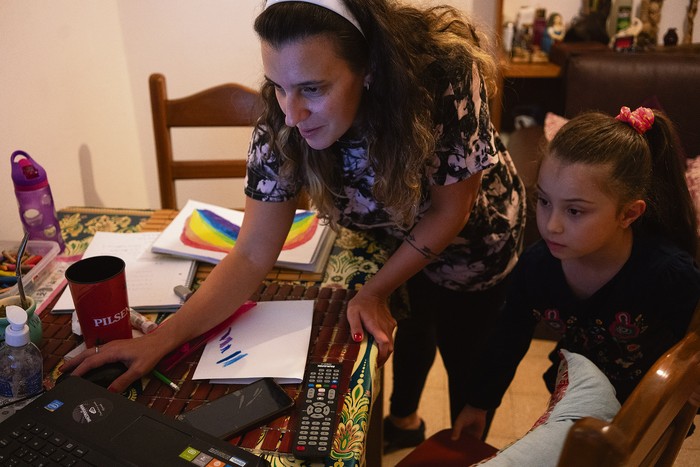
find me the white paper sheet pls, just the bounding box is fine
[192,300,314,384]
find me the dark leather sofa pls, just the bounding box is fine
[506,44,700,248]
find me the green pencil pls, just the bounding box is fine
[152,369,180,392]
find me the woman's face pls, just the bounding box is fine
[261,34,367,150]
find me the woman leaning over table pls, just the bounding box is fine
[62,0,526,448]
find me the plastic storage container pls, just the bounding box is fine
[0,239,60,300]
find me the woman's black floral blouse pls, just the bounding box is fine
[246,62,526,292]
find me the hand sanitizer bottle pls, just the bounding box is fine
[0,306,44,408]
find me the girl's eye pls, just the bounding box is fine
[567,208,583,216]
[537,196,550,207]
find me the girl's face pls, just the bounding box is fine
[261,35,367,150]
[536,155,637,262]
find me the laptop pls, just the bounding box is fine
[0,376,270,467]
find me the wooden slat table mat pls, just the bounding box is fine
[143,209,324,284]
[40,284,360,461]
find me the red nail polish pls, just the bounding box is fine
[353,332,363,342]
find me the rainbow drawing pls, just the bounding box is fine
[180,208,318,253]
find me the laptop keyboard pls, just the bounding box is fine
[0,419,100,467]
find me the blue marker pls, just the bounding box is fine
[223,353,247,367]
[216,350,248,367]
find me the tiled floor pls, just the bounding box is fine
[381,338,700,466]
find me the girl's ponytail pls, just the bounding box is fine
[641,112,697,257]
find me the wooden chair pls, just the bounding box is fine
[148,73,264,209]
[557,303,700,467]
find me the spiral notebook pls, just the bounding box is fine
[51,231,196,313]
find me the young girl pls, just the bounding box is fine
[453,106,700,439]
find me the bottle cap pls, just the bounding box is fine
[5,305,30,347]
[11,150,49,191]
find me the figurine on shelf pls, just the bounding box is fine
[638,0,664,49]
[663,27,679,46]
[684,0,697,44]
[609,16,643,51]
[541,12,565,53]
[511,24,533,63]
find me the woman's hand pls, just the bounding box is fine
[452,404,487,440]
[346,289,397,367]
[59,333,167,393]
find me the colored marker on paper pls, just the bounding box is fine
[216,350,248,367]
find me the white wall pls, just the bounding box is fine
[1,1,143,239]
[0,0,691,241]
[1,0,265,240]
[0,0,495,240]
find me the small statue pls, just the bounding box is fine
[541,13,565,53]
[663,27,679,46]
[642,0,663,39]
[609,16,643,50]
[638,0,664,48]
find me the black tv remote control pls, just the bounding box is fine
[293,361,343,459]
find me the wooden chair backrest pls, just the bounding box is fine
[148,73,264,209]
[557,301,700,467]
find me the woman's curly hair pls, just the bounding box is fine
[254,0,497,229]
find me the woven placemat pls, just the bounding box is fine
[40,284,359,461]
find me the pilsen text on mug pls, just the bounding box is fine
[93,308,129,327]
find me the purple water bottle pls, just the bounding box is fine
[10,150,65,252]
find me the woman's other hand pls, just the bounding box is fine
[346,289,397,367]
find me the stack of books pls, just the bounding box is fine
[151,199,336,273]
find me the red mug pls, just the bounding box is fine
[65,255,132,348]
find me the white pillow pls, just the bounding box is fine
[473,350,621,467]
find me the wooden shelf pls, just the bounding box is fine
[491,1,564,130]
[501,58,562,79]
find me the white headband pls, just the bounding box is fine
[264,0,364,37]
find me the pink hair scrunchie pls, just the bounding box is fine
[615,106,655,134]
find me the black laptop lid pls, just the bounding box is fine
[1,376,269,467]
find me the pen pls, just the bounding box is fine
[151,369,180,392]
[174,285,194,302]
